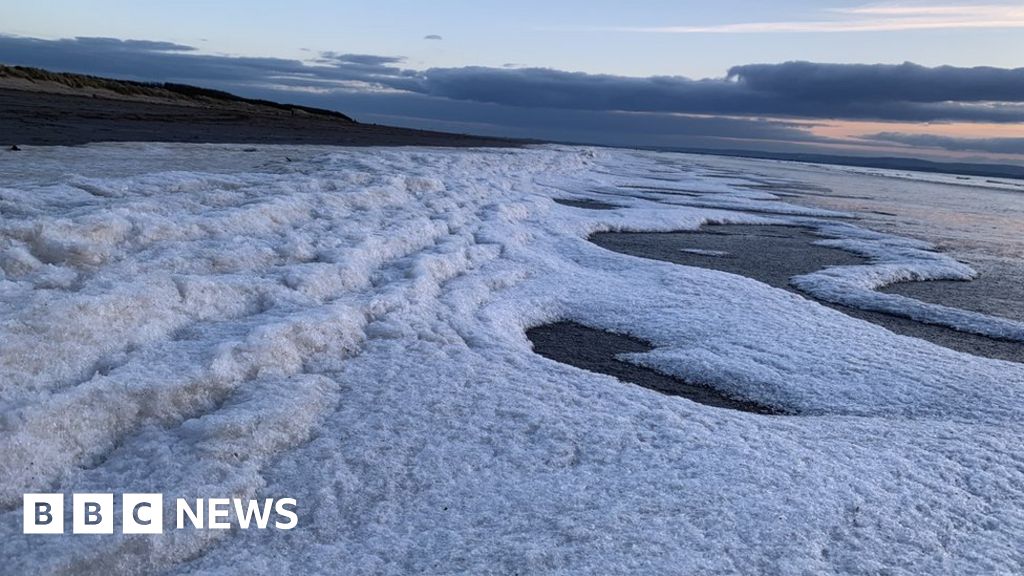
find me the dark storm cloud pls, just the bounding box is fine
[2,35,1023,125]
[864,132,1024,155]
[401,65,1024,122]
[727,61,1024,104]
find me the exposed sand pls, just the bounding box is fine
[552,198,621,210]
[527,321,780,414]
[881,260,1024,324]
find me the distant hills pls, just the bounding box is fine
[0,64,354,121]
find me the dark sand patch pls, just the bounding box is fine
[593,225,866,287]
[591,225,1024,363]
[636,175,689,183]
[588,188,850,218]
[739,182,833,194]
[619,185,704,196]
[602,185,853,218]
[553,198,620,210]
[651,202,853,219]
[739,185,874,202]
[527,321,781,414]
[583,189,665,203]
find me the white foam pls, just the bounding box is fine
[0,144,1021,575]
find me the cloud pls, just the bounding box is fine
[864,132,1024,154]
[571,3,1024,34]
[403,62,1024,123]
[0,35,310,83]
[424,34,443,40]
[62,37,196,52]
[727,61,1024,103]
[316,53,405,66]
[833,4,1014,16]
[2,35,1022,124]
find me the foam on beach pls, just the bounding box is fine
[1,143,1022,574]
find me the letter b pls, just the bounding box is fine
[23,494,64,534]
[73,494,113,534]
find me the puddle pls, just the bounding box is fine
[527,321,782,414]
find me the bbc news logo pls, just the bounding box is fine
[23,493,298,534]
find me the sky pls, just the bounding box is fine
[2,0,1024,162]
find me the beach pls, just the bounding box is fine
[2,142,1023,574]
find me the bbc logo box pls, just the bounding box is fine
[22,494,64,534]
[24,493,162,535]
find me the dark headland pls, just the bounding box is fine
[0,65,519,147]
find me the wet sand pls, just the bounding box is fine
[592,225,867,287]
[553,198,620,210]
[527,321,780,414]
[590,224,1024,364]
[0,88,518,148]
[881,260,1024,324]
